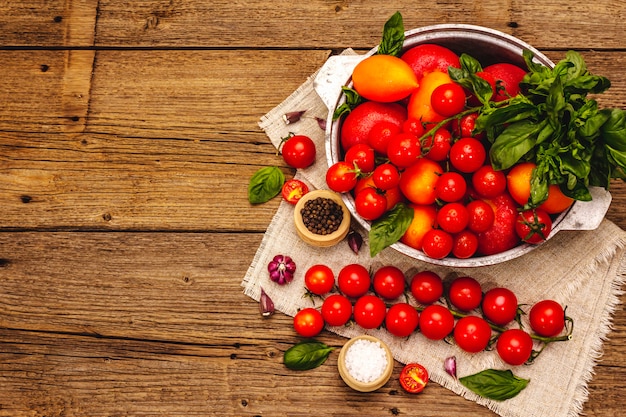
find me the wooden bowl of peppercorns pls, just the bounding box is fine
[294,189,351,247]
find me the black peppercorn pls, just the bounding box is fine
[301,197,343,235]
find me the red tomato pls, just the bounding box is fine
[483,63,527,102]
[436,202,469,234]
[402,117,426,137]
[340,101,407,152]
[304,264,335,296]
[399,363,429,394]
[337,264,371,298]
[423,127,453,161]
[401,43,460,80]
[496,329,533,366]
[482,287,519,326]
[529,300,565,337]
[472,165,507,198]
[476,193,521,256]
[354,187,387,221]
[419,304,454,340]
[448,276,482,311]
[281,135,316,169]
[452,230,479,259]
[281,179,309,205]
[353,295,387,329]
[293,308,324,337]
[354,175,403,211]
[453,316,492,353]
[372,265,406,300]
[344,143,376,174]
[515,208,553,244]
[449,137,486,173]
[410,270,444,305]
[385,302,419,337]
[466,199,495,233]
[387,132,422,168]
[326,161,357,193]
[321,294,353,327]
[368,120,401,155]
[430,82,467,117]
[399,158,444,205]
[421,229,454,259]
[435,171,467,203]
[372,163,401,190]
[451,112,484,139]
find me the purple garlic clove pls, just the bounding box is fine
[444,356,457,379]
[347,229,363,254]
[267,254,296,285]
[259,287,275,317]
[282,110,306,125]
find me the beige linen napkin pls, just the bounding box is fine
[242,52,626,417]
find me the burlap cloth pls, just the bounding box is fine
[242,51,626,417]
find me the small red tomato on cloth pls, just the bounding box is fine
[399,363,429,394]
[281,179,309,205]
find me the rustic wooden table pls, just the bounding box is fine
[0,1,624,416]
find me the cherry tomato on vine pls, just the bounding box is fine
[293,308,324,337]
[453,315,492,353]
[529,300,565,337]
[430,82,467,117]
[472,165,507,198]
[344,143,376,174]
[372,265,406,300]
[496,329,533,366]
[452,230,479,259]
[419,304,454,340]
[304,264,335,296]
[373,163,401,190]
[482,287,518,326]
[337,263,371,298]
[449,137,486,173]
[402,117,426,138]
[321,294,353,327]
[353,295,387,329]
[387,132,422,168]
[421,229,454,259]
[281,179,309,205]
[355,187,387,221]
[410,270,444,305]
[368,120,401,156]
[385,302,419,337]
[466,199,495,233]
[451,112,484,139]
[448,276,482,311]
[435,171,467,203]
[436,202,470,234]
[281,134,316,169]
[423,128,453,162]
[515,208,553,244]
[326,161,358,193]
[399,363,429,394]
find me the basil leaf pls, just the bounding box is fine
[378,11,404,56]
[283,341,335,371]
[489,120,547,170]
[369,203,414,257]
[248,166,285,204]
[333,87,363,120]
[459,369,530,401]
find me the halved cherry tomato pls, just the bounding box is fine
[281,179,309,205]
[399,363,429,394]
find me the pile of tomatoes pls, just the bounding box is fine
[325,43,574,259]
[293,263,570,366]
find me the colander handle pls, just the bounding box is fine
[557,187,612,231]
[313,54,366,110]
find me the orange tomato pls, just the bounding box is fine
[407,70,452,125]
[400,204,437,250]
[399,158,444,205]
[506,162,574,214]
[352,54,419,103]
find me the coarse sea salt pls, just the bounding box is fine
[344,339,388,383]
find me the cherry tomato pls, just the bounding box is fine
[453,316,492,353]
[402,117,426,138]
[281,179,309,205]
[281,134,316,169]
[421,229,453,259]
[466,199,495,233]
[423,128,453,161]
[354,175,403,211]
[337,264,371,298]
[373,163,401,190]
[436,202,469,234]
[435,171,467,203]
[385,302,419,337]
[496,329,533,366]
[321,294,353,327]
[482,287,518,326]
[448,276,482,311]
[293,308,324,337]
[353,294,387,329]
[419,304,454,340]
[449,137,486,173]
[451,112,484,139]
[515,208,553,244]
[367,120,401,156]
[387,132,422,168]
[344,143,376,174]
[430,82,466,117]
[354,187,387,221]
[399,363,429,394]
[304,264,335,296]
[529,300,565,337]
[326,161,357,193]
[372,265,406,300]
[472,165,507,198]
[452,230,479,259]
[410,270,443,305]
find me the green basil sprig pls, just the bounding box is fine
[369,203,414,257]
[248,166,285,204]
[459,369,529,401]
[378,11,405,57]
[283,341,335,371]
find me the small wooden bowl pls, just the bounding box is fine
[293,189,350,247]
[337,335,394,392]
